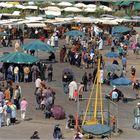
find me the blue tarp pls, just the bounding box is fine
[111,77,132,86]
[82,124,112,135]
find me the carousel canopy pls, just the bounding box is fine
[82,124,112,135]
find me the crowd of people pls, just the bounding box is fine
[1,18,140,139]
[0,63,53,83]
[0,82,28,127]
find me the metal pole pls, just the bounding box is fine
[107,98,110,126]
[76,94,80,129]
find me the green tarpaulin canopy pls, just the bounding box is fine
[0,52,39,64]
[114,1,123,6]
[119,0,133,6]
[134,2,140,10]
[64,30,85,37]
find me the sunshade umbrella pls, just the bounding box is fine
[64,30,85,37]
[82,124,112,135]
[112,26,132,33]
[110,77,132,86]
[22,40,56,52]
[105,52,119,58]
[105,64,123,72]
[112,33,123,37]
[0,52,39,64]
[0,32,9,36]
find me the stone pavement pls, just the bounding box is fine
[0,39,140,139]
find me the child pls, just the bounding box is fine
[74,90,78,102]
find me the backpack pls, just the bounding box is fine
[7,105,12,113]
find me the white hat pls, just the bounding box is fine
[113,86,116,89]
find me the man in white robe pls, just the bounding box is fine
[68,80,77,100]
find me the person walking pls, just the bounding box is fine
[10,102,16,125]
[47,64,53,82]
[13,85,21,110]
[82,72,88,92]
[4,87,11,101]
[20,98,28,121]
[0,88,4,105]
[31,64,40,82]
[0,103,3,127]
[68,80,77,100]
[88,73,93,91]
[133,103,140,130]
[35,76,41,94]
[14,66,19,83]
[23,66,30,82]
[62,72,69,94]
[121,56,127,70]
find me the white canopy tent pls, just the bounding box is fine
[86,4,96,8]
[99,5,113,12]
[74,3,87,8]
[57,2,72,7]
[26,23,46,28]
[45,10,61,16]
[63,7,82,12]
[43,6,61,11]
[24,5,38,10]
[0,2,13,8]
[84,8,96,12]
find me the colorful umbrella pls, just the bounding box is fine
[105,64,123,72]
[110,77,132,86]
[22,40,56,52]
[105,52,119,58]
[0,52,39,64]
[64,30,85,37]
[0,32,9,36]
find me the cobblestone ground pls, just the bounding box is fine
[0,39,140,139]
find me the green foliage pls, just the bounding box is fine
[0,7,18,14]
[94,8,106,17]
[112,9,126,17]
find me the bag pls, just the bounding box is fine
[51,105,65,120]
[7,105,12,113]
